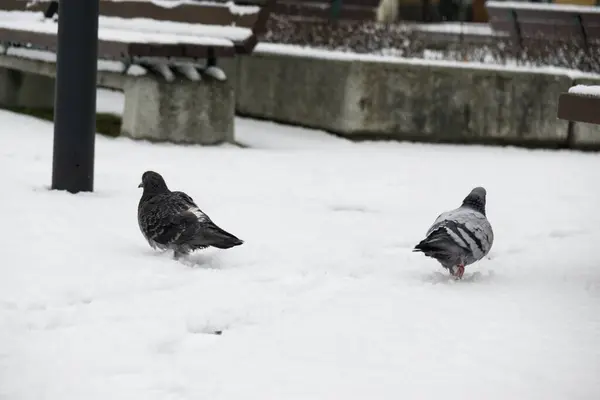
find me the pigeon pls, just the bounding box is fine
[413,187,493,279]
[137,171,243,258]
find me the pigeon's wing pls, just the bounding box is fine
[169,192,243,248]
[172,191,195,207]
[171,191,212,223]
[140,191,242,249]
[429,208,493,261]
[416,206,493,266]
[138,193,204,245]
[451,208,493,258]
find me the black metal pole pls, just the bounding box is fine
[51,0,99,193]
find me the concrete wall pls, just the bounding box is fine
[236,51,600,149]
[1,50,599,149]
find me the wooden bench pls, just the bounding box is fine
[0,0,276,67]
[557,86,600,125]
[485,1,600,53]
[239,0,383,22]
[0,0,277,145]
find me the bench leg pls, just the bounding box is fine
[121,75,234,145]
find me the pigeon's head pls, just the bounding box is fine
[138,171,169,194]
[462,186,487,215]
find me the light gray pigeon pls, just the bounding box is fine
[137,171,243,259]
[413,187,493,279]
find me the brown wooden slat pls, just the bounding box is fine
[183,44,236,58]
[581,13,600,26]
[0,0,260,28]
[0,27,236,61]
[0,27,56,49]
[277,0,379,6]
[515,8,580,22]
[557,93,600,125]
[98,1,258,29]
[582,14,600,41]
[518,22,582,38]
[584,26,600,41]
[128,43,185,58]
[273,3,375,20]
[0,0,47,12]
[252,0,277,35]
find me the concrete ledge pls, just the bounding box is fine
[237,51,574,148]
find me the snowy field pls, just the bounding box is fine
[1,90,600,399]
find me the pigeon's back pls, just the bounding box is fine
[425,205,493,266]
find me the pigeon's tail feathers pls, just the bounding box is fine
[413,226,461,262]
[197,223,244,249]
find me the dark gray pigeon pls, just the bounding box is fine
[137,171,243,258]
[413,187,493,279]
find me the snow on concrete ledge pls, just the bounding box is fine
[412,22,496,36]
[486,1,600,13]
[254,43,600,80]
[568,84,600,97]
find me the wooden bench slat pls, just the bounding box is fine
[1,0,261,28]
[0,13,240,46]
[0,26,236,61]
[519,23,583,38]
[581,13,600,26]
[515,9,581,21]
[557,93,600,125]
[98,1,259,29]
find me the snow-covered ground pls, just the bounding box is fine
[1,90,600,399]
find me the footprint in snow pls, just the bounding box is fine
[423,270,494,285]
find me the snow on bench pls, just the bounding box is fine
[568,84,600,97]
[0,0,276,80]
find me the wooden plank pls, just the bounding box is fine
[0,27,237,61]
[557,93,600,125]
[98,1,259,29]
[269,0,377,21]
[0,0,260,29]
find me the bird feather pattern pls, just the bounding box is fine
[414,187,493,275]
[137,171,243,258]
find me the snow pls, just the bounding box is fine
[568,84,600,97]
[1,89,600,399]
[0,15,236,47]
[175,64,202,81]
[204,65,227,81]
[254,42,600,80]
[486,1,600,13]
[413,22,496,36]
[97,16,251,43]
